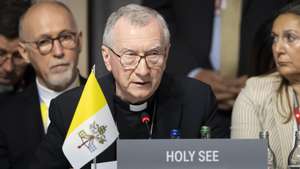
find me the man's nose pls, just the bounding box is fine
[52,40,64,58]
[134,58,150,76]
[2,57,14,73]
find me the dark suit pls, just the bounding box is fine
[0,76,85,169]
[30,73,225,169]
[142,0,289,76]
[0,83,45,169]
[0,92,10,102]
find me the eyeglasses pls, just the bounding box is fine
[21,31,79,55]
[105,45,166,70]
[0,49,25,65]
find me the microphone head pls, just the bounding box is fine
[140,112,150,124]
[294,107,300,124]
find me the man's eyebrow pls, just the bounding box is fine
[146,46,163,52]
[34,29,75,40]
[119,46,163,53]
[34,34,51,41]
[119,48,136,53]
[59,30,76,35]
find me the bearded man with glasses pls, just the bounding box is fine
[0,2,86,169]
[30,4,227,169]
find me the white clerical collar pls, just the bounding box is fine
[129,102,148,112]
[36,75,80,107]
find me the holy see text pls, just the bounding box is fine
[166,150,220,163]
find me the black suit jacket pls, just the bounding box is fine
[0,83,45,169]
[0,76,85,169]
[143,0,288,76]
[30,73,226,169]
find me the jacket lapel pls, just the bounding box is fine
[153,74,182,138]
[97,74,116,116]
[272,86,294,166]
[22,83,45,140]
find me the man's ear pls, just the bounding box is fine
[165,43,171,61]
[77,31,83,53]
[101,45,112,72]
[161,43,171,72]
[18,42,30,63]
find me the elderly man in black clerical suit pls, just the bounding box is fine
[30,4,226,169]
[0,1,85,169]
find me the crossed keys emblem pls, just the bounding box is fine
[77,121,107,152]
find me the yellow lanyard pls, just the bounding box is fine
[40,101,48,132]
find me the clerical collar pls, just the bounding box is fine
[36,75,80,107]
[113,95,152,112]
[129,102,148,112]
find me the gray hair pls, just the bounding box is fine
[102,4,170,47]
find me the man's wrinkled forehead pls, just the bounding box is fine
[111,17,164,47]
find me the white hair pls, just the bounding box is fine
[102,4,170,47]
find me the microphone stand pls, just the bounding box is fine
[145,121,151,139]
[140,112,151,139]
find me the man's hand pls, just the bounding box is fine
[195,69,247,110]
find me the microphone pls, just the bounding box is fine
[140,112,151,137]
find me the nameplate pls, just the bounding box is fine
[117,139,267,169]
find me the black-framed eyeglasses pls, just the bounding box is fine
[21,31,79,55]
[0,49,25,65]
[105,45,166,70]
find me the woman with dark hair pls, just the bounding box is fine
[231,1,300,168]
